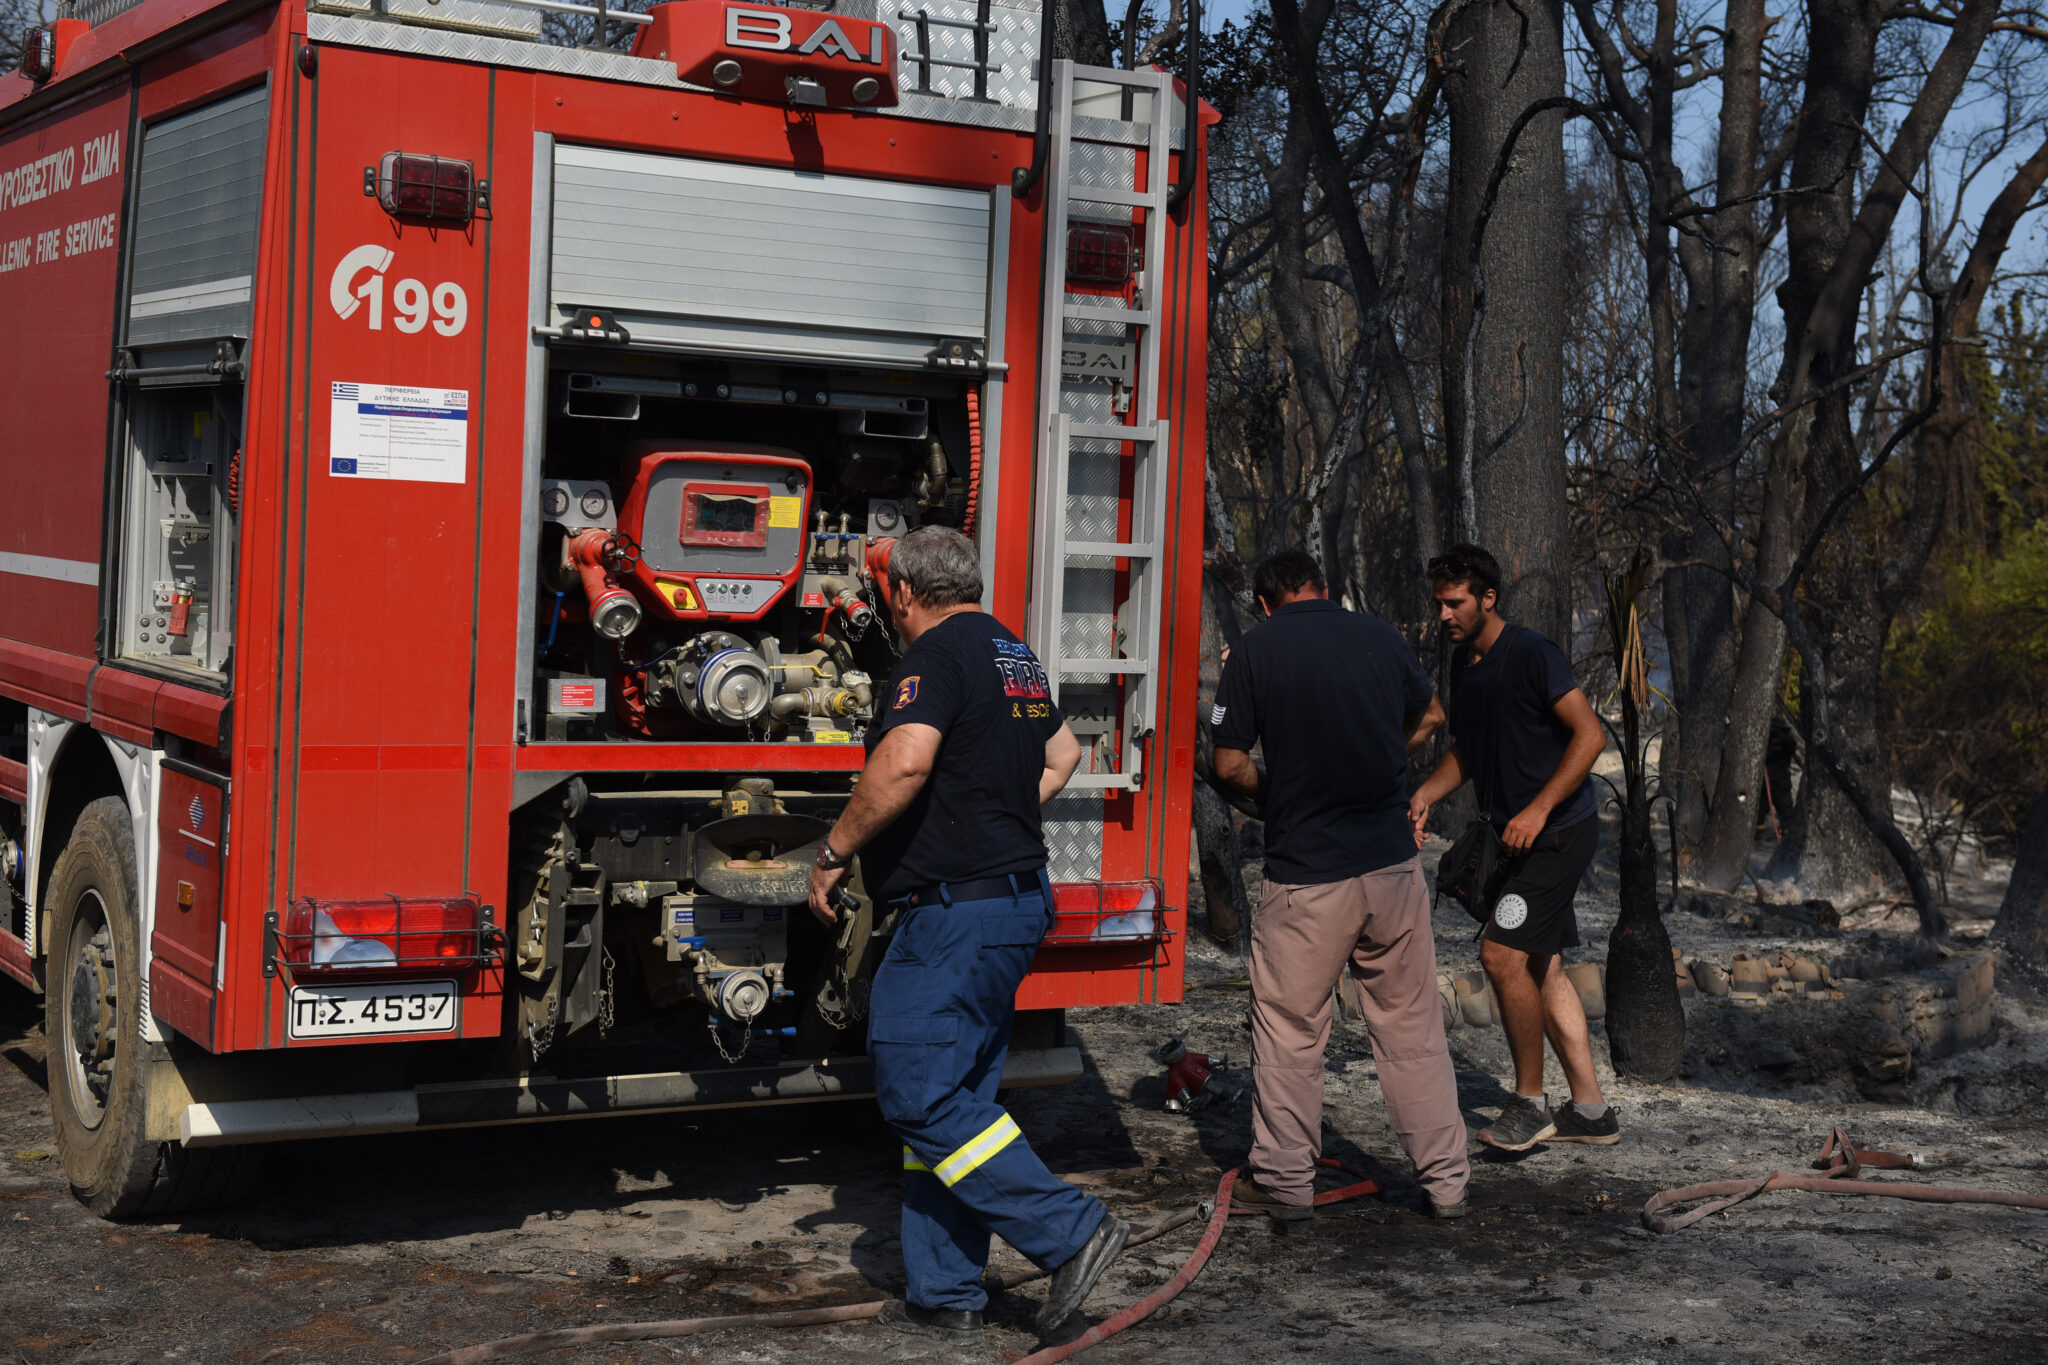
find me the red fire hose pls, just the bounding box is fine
[418,1160,1381,1364]
[1643,1126,2048,1233]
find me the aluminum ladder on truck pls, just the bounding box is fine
[1026,59,1178,793]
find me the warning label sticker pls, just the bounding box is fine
[327,382,469,483]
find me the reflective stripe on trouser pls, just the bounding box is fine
[869,876,1104,1313]
[1248,858,1471,1207]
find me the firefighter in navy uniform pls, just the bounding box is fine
[808,526,1128,1345]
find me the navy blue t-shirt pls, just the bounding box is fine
[1447,624,1596,833]
[861,612,1063,899]
[1210,600,1435,885]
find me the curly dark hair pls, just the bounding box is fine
[1425,543,1502,599]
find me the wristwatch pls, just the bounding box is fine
[815,839,852,871]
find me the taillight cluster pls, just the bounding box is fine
[280,896,490,976]
[1045,880,1167,944]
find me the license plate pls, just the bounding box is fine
[287,980,458,1040]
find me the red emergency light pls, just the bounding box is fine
[279,896,497,977]
[365,152,489,225]
[633,1,899,109]
[1067,226,1135,285]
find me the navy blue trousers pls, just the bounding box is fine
[868,874,1104,1312]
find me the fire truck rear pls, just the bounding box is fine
[0,0,1209,1215]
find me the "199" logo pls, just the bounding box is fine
[329,244,468,335]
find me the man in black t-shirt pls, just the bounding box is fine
[1410,543,1617,1152]
[805,527,1126,1346]
[1210,551,1471,1220]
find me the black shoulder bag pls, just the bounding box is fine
[1433,628,1521,924]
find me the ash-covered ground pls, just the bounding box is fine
[4,826,2047,1365]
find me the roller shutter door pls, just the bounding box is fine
[549,144,992,367]
[125,85,268,350]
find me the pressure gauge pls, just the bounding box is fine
[580,488,610,519]
[541,485,570,518]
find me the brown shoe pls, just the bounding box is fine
[1230,1178,1314,1222]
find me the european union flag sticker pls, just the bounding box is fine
[330,457,358,475]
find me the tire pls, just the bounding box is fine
[45,796,265,1218]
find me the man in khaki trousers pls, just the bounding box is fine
[1211,551,1471,1219]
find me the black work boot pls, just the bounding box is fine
[878,1298,985,1346]
[1033,1213,1130,1336]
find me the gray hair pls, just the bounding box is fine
[888,525,983,609]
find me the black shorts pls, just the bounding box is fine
[1481,816,1598,957]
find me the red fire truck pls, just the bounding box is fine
[0,0,1210,1216]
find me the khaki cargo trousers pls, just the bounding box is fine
[1248,857,1470,1208]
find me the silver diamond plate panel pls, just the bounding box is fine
[885,93,1038,132]
[1067,132,1137,223]
[308,13,693,84]
[384,0,541,40]
[1074,112,1184,150]
[1058,379,1120,682]
[65,0,148,26]
[1042,794,1104,881]
[879,0,1041,108]
[307,0,374,15]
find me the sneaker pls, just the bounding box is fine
[1034,1213,1130,1336]
[1476,1094,1557,1152]
[1230,1178,1315,1222]
[878,1298,985,1346]
[1551,1102,1622,1145]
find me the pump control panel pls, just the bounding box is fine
[616,443,811,624]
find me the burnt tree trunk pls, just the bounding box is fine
[1756,0,1999,906]
[1194,571,1255,945]
[1667,0,1765,857]
[1439,0,1570,645]
[1689,445,1794,891]
[1991,788,2048,970]
[1603,580,1685,1082]
[1057,0,1114,65]
[1606,787,1684,1080]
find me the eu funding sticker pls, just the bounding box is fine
[327,382,469,484]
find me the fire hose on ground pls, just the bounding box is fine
[1642,1126,2048,1233]
[417,1160,1382,1364]
[418,1126,2048,1361]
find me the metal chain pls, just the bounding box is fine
[528,991,558,1059]
[597,946,616,1036]
[708,1014,752,1064]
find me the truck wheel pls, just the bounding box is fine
[45,796,263,1218]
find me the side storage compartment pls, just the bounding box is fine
[149,762,226,1049]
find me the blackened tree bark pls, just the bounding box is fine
[1198,472,1257,944]
[1765,0,2002,901]
[1439,0,1570,646]
[1667,0,1765,855]
[1058,0,1114,65]
[1690,450,1795,889]
[1571,0,1772,857]
[1991,788,2048,969]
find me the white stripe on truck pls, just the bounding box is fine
[0,552,99,586]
